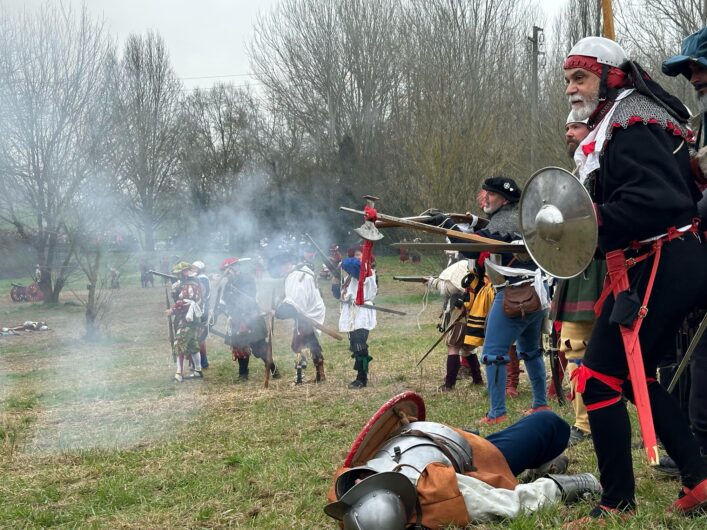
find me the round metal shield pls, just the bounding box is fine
[344,391,426,468]
[519,167,598,279]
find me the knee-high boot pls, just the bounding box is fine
[506,346,520,398]
[315,358,326,383]
[237,357,249,381]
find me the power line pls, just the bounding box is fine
[179,80,266,92]
[179,73,256,80]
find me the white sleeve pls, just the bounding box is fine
[456,474,560,522]
[365,274,377,301]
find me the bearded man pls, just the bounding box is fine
[563,36,707,521]
[450,177,549,426]
[564,111,589,158]
[658,25,707,478]
[549,111,604,448]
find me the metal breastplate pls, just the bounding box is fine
[364,421,474,485]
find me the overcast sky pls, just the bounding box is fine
[0,0,567,91]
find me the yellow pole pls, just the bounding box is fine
[602,0,615,40]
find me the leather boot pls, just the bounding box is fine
[237,357,249,381]
[269,362,281,379]
[506,346,520,398]
[547,473,602,503]
[349,370,367,389]
[315,360,326,383]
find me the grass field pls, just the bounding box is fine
[1,256,705,529]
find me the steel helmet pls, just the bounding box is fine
[192,260,205,271]
[566,110,589,125]
[566,36,627,68]
[324,471,417,530]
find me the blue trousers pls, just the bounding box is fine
[486,410,570,476]
[481,288,547,418]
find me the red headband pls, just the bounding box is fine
[563,55,627,88]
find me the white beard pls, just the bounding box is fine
[569,94,599,121]
[699,93,707,114]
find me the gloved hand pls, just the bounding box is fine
[429,214,449,226]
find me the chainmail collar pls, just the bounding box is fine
[575,89,692,184]
[604,90,693,143]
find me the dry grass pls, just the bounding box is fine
[0,256,705,529]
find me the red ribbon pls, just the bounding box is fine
[356,205,377,305]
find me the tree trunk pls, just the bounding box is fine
[143,215,155,252]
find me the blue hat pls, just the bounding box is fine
[662,27,707,79]
[341,257,362,278]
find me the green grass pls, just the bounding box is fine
[0,256,704,529]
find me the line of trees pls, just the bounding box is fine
[0,0,702,311]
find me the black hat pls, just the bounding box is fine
[482,177,521,203]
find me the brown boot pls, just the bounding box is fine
[315,360,326,383]
[506,346,520,398]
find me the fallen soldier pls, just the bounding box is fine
[1,321,49,332]
[325,391,600,529]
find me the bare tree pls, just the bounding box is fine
[0,4,114,303]
[63,165,127,340]
[250,0,403,203]
[110,32,183,251]
[390,0,541,210]
[179,84,258,248]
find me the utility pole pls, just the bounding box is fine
[528,25,544,172]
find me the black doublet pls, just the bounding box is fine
[593,122,699,251]
[580,101,707,510]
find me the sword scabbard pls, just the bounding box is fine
[606,249,660,465]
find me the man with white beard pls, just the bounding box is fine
[562,37,707,523]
